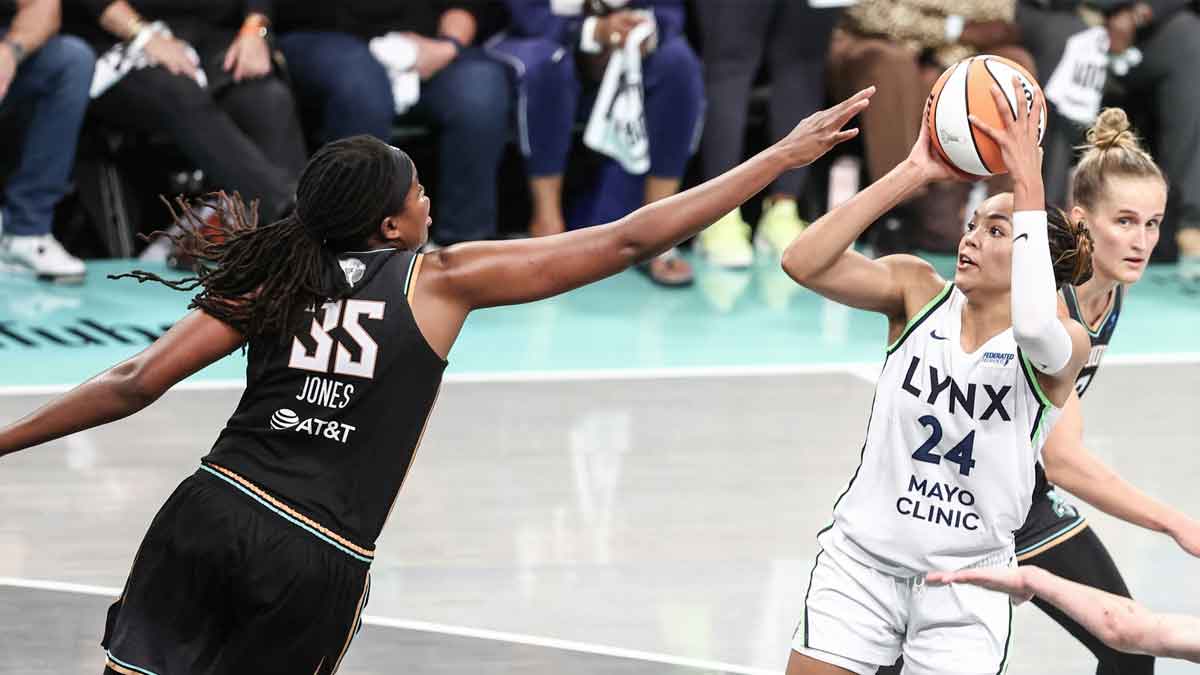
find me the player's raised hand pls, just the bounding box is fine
[927,566,1036,604]
[967,76,1043,185]
[777,86,874,168]
[906,100,975,184]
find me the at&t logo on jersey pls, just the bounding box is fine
[269,408,357,443]
[981,351,1015,368]
[270,408,300,430]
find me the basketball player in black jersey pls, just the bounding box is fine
[1010,108,1200,674]
[0,89,874,674]
[882,109,1200,675]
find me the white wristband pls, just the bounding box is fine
[580,16,603,54]
[945,14,965,42]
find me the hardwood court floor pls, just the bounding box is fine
[2,367,1198,674]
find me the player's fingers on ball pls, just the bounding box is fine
[1010,76,1028,122]
[967,115,1000,143]
[987,86,1013,128]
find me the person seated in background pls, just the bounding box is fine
[0,0,93,282]
[269,0,511,248]
[931,565,1200,663]
[1017,0,1200,279]
[692,0,843,269]
[827,0,1035,255]
[64,0,307,227]
[492,0,704,287]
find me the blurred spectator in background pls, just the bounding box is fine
[0,0,93,282]
[492,0,703,287]
[692,0,843,269]
[271,0,511,248]
[65,0,307,225]
[1017,0,1200,277]
[828,0,1034,254]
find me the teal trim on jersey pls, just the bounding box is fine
[1065,284,1118,339]
[996,602,1013,675]
[199,465,375,564]
[107,651,161,675]
[1014,516,1087,556]
[886,283,953,355]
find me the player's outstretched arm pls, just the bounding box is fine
[780,106,959,331]
[930,566,1200,663]
[0,310,243,458]
[1042,392,1200,556]
[417,88,873,312]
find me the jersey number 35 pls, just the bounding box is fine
[288,300,385,379]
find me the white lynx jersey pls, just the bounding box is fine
[826,284,1062,576]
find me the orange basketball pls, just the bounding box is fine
[926,55,1046,177]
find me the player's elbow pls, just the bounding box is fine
[1011,320,1051,352]
[1099,603,1153,655]
[106,359,164,408]
[781,245,818,286]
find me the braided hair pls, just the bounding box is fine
[1047,206,1094,288]
[112,136,414,340]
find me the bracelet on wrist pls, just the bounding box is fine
[240,15,270,39]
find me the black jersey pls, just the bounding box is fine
[1017,285,1124,555]
[1028,285,1125,498]
[1063,284,1124,398]
[203,248,445,561]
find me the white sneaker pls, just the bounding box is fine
[1,234,87,283]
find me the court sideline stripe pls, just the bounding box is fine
[0,577,775,675]
[0,352,1196,396]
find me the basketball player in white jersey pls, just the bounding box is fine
[778,82,1095,674]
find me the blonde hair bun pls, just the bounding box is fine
[1085,108,1140,153]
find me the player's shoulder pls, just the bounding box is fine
[880,254,949,323]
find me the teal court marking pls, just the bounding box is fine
[1,257,1197,388]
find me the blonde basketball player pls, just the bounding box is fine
[779,81,1094,675]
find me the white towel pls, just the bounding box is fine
[368,32,421,115]
[90,22,206,99]
[582,17,655,174]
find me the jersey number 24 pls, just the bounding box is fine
[288,300,385,379]
[911,415,977,476]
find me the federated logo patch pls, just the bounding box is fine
[982,351,1016,368]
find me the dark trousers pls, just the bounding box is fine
[89,56,307,223]
[278,32,512,245]
[1017,4,1200,234]
[694,0,840,196]
[0,34,94,236]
